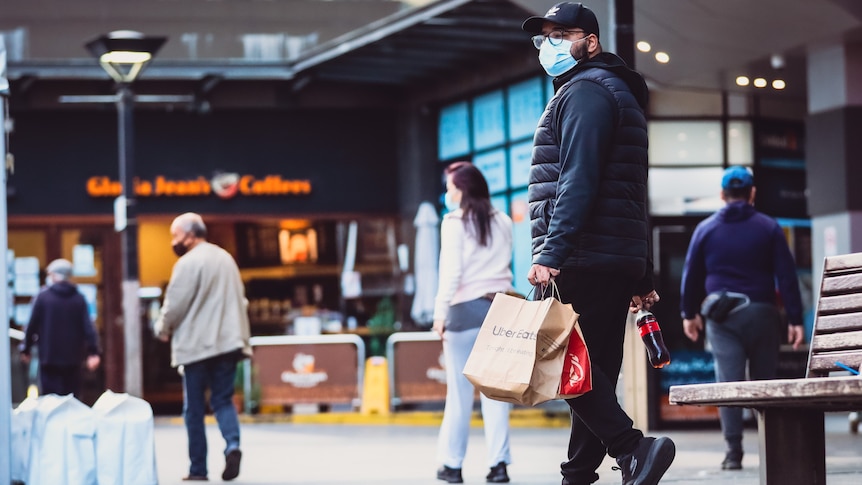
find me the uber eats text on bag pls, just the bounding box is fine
[462,286,592,406]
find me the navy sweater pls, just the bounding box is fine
[680,201,804,326]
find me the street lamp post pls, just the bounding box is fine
[86,31,166,397]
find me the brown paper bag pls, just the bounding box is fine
[462,290,591,406]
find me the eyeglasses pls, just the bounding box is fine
[531,29,585,49]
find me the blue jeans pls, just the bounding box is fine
[183,351,242,477]
[437,326,512,469]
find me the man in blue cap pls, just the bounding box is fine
[680,165,805,470]
[522,2,674,484]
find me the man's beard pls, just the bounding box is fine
[572,42,588,63]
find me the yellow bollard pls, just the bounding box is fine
[360,356,390,415]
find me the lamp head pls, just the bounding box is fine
[86,30,166,83]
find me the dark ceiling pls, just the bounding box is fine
[292,0,535,86]
[4,0,862,103]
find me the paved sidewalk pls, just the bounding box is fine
[153,412,862,485]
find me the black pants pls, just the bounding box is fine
[39,364,82,398]
[555,271,643,484]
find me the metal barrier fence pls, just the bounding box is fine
[386,331,447,409]
[243,334,365,412]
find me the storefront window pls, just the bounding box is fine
[648,120,723,166]
[438,77,550,288]
[649,166,726,215]
[473,149,507,193]
[510,190,532,298]
[438,101,470,160]
[507,78,545,141]
[508,140,532,190]
[472,90,505,151]
[727,120,754,165]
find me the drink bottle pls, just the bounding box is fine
[635,309,671,368]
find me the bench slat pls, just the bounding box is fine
[814,312,862,334]
[807,352,862,377]
[824,253,862,273]
[822,273,862,295]
[669,376,862,409]
[817,293,862,314]
[811,330,862,352]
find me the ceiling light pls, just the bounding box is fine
[655,52,670,64]
[770,54,785,70]
[637,41,651,53]
[772,79,786,90]
[753,78,767,88]
[736,76,750,87]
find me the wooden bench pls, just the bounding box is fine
[669,252,862,485]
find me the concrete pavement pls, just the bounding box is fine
[153,411,862,484]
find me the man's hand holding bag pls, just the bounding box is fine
[462,284,592,406]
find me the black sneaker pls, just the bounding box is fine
[614,437,675,485]
[721,451,743,470]
[437,465,463,483]
[486,461,510,483]
[222,449,242,481]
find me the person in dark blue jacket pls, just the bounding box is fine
[523,3,674,485]
[680,165,805,470]
[20,258,100,398]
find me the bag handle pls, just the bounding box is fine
[531,280,562,301]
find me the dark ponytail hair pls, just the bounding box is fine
[445,161,494,246]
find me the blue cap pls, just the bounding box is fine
[721,166,754,190]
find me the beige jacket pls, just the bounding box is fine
[155,241,252,367]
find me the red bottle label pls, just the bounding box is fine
[638,320,661,338]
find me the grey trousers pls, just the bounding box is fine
[706,302,781,453]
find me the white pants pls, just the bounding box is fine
[436,327,512,469]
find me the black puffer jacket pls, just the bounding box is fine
[529,52,652,288]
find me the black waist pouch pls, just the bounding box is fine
[701,291,747,323]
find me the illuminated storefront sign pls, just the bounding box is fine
[86,173,312,199]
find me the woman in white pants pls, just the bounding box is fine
[433,161,514,484]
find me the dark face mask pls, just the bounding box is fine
[172,240,189,257]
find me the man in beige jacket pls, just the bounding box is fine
[155,212,252,482]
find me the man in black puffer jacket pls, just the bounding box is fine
[523,3,674,485]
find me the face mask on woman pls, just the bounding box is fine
[444,191,461,212]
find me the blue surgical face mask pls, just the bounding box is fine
[538,37,586,77]
[444,191,460,212]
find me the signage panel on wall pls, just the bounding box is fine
[439,102,470,160]
[472,90,505,151]
[756,165,807,219]
[7,110,399,216]
[507,77,545,141]
[508,141,532,189]
[473,149,507,193]
[755,120,807,219]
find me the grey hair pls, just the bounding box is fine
[172,212,208,238]
[46,258,73,281]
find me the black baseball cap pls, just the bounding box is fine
[522,2,600,38]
